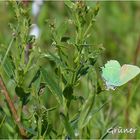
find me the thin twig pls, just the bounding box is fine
[0,77,27,138]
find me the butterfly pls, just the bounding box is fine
[101,60,140,90]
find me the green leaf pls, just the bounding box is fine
[41,68,63,105]
[15,86,30,105]
[1,37,14,66]
[1,57,15,79]
[63,84,73,100]
[93,3,100,17]
[0,115,6,129]
[64,1,75,9]
[60,112,74,138]
[29,70,41,88]
[57,22,68,42]
[96,81,102,94]
[61,36,70,42]
[78,92,95,129]
[77,65,89,77]
[25,127,37,136]
[22,66,39,89]
[41,53,61,66]
[83,102,108,128]
[31,71,42,95]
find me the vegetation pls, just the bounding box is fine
[0,1,140,139]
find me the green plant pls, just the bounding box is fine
[0,1,140,139]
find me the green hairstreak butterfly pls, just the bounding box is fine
[102,60,140,90]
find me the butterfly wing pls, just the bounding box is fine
[102,60,121,86]
[118,64,140,86]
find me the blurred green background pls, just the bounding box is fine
[0,1,140,139]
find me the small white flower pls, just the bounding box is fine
[32,3,40,16]
[32,0,43,16]
[34,0,43,6]
[30,24,40,39]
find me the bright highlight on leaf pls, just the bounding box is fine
[101,60,140,90]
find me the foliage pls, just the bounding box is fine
[0,1,140,139]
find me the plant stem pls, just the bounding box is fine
[38,116,42,139]
[125,83,131,128]
[83,22,92,39]
[1,37,14,66]
[0,77,27,138]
